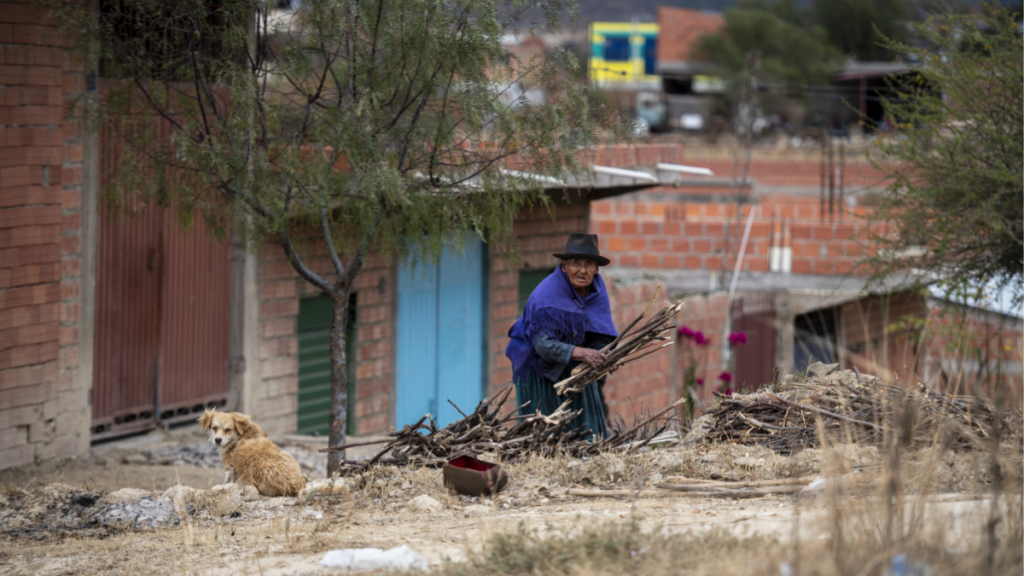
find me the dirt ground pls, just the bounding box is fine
[0,423,1017,576]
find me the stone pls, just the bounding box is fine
[102,488,151,505]
[462,504,492,515]
[408,494,441,513]
[159,485,203,505]
[806,362,839,377]
[122,453,149,465]
[299,478,347,500]
[733,457,764,467]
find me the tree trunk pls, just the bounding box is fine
[327,291,349,474]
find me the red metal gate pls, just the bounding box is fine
[732,293,777,392]
[91,205,230,440]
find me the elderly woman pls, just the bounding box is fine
[505,232,618,439]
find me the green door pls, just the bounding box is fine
[297,293,357,436]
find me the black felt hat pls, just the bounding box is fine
[552,232,611,266]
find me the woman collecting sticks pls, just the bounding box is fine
[505,233,618,439]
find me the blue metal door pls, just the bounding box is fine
[396,237,485,428]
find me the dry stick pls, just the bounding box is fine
[653,483,806,494]
[319,438,392,453]
[660,475,819,488]
[568,487,768,499]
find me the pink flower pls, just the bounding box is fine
[728,332,748,347]
[695,377,704,387]
[724,388,734,396]
[677,325,695,340]
[694,331,711,347]
[718,371,733,383]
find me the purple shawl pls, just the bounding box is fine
[505,268,618,382]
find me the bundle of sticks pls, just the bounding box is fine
[323,387,685,473]
[554,287,682,395]
[700,371,1022,455]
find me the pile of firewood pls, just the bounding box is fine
[324,386,684,474]
[323,294,686,473]
[698,368,1022,454]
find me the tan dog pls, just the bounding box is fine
[198,409,304,497]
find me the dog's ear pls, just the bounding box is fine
[231,413,252,435]
[199,409,216,431]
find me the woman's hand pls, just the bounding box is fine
[571,347,608,370]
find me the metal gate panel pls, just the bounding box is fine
[396,257,439,427]
[732,293,776,392]
[296,293,357,436]
[91,201,163,439]
[297,295,333,435]
[435,238,484,425]
[156,218,231,423]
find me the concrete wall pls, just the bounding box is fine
[0,1,92,468]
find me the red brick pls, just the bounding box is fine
[663,255,681,269]
[627,238,646,251]
[641,254,659,268]
[261,299,298,319]
[262,318,294,338]
[0,187,58,209]
[0,283,59,310]
[59,235,78,255]
[693,239,713,253]
[0,224,58,247]
[0,341,58,369]
[684,256,701,269]
[0,302,56,328]
[0,263,58,288]
[0,206,60,228]
[812,226,833,240]
[791,258,813,274]
[0,322,56,350]
[791,226,812,239]
[60,166,80,185]
[620,220,638,235]
[641,221,660,235]
[58,301,77,324]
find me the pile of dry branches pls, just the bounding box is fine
[699,368,1022,455]
[324,386,683,473]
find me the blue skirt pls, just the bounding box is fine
[513,369,608,440]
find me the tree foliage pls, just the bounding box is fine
[693,1,842,92]
[867,8,1023,308]
[811,0,910,61]
[58,0,623,472]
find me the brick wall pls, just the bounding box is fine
[920,302,1022,403]
[0,1,90,469]
[593,190,874,274]
[599,281,674,422]
[257,242,393,436]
